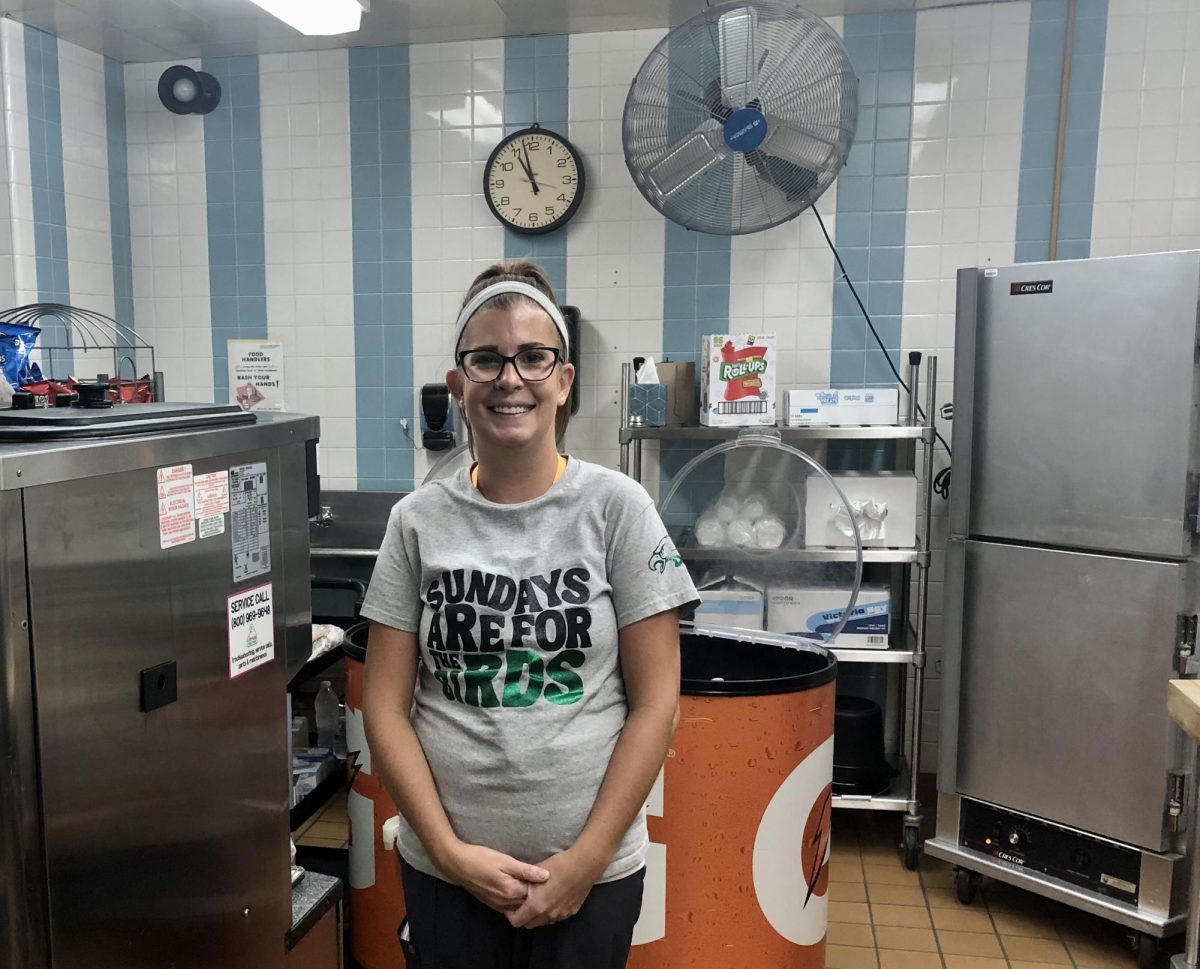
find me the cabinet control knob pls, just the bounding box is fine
[1008,830,1021,846]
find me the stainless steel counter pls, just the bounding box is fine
[288,872,343,950]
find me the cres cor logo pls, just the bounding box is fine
[1009,280,1053,295]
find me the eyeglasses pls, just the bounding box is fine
[456,347,562,383]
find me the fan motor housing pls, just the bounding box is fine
[724,107,769,152]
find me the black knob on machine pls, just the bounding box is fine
[11,391,35,410]
[74,382,113,409]
[1007,826,1030,850]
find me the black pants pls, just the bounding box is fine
[400,860,645,969]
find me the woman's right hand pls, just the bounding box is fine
[440,841,551,913]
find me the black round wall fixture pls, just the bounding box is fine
[158,65,221,116]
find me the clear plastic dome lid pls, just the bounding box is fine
[420,442,472,486]
[658,427,866,648]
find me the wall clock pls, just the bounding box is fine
[484,123,586,234]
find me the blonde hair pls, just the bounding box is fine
[457,260,572,444]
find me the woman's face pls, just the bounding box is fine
[446,299,575,454]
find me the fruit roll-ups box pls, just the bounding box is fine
[700,333,777,426]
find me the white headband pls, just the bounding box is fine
[454,281,570,355]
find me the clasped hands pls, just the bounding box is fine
[441,841,607,929]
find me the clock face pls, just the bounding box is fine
[484,125,585,235]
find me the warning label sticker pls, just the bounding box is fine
[157,464,195,549]
[199,514,225,539]
[230,462,270,583]
[227,582,274,678]
[194,470,230,519]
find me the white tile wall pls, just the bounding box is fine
[730,204,840,392]
[124,59,213,404]
[566,28,667,474]
[59,39,123,377]
[410,37,507,485]
[261,49,357,488]
[1093,0,1200,256]
[0,20,36,305]
[728,17,841,401]
[901,1,1031,770]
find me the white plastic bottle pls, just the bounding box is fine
[314,681,339,753]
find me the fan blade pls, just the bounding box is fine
[645,119,730,198]
[718,6,760,109]
[760,115,840,172]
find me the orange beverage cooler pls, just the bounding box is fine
[628,628,836,969]
[344,623,406,969]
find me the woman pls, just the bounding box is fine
[361,261,699,969]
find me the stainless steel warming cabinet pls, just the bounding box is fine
[0,403,319,969]
[926,251,1200,965]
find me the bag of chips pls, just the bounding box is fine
[21,379,75,407]
[0,322,40,389]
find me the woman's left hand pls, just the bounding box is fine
[505,846,607,929]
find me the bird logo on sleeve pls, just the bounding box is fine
[648,536,684,573]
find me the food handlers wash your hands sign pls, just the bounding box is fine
[228,340,287,412]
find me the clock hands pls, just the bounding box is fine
[520,140,541,195]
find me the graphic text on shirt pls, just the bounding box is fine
[423,567,594,708]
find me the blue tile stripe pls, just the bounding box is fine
[203,55,267,403]
[104,57,135,349]
[503,35,568,298]
[24,26,72,376]
[1056,0,1108,260]
[1016,0,1069,263]
[349,45,414,492]
[660,220,731,527]
[832,12,915,390]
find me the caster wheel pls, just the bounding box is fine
[954,867,981,905]
[1132,932,1157,969]
[902,826,921,870]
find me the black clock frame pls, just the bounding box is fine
[483,123,586,236]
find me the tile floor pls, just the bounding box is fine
[294,787,1177,967]
[831,810,1175,969]
[295,787,350,849]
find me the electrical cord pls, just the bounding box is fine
[811,204,953,499]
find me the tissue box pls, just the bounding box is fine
[785,388,899,426]
[700,333,776,426]
[695,585,764,630]
[805,473,917,548]
[766,584,891,647]
[628,383,668,426]
[657,361,696,425]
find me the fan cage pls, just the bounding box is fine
[623,1,859,235]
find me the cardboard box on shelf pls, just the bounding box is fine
[785,388,899,426]
[657,360,696,426]
[766,584,892,648]
[694,583,765,630]
[700,334,776,427]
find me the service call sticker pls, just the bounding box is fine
[227,582,274,678]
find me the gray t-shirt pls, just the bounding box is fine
[361,457,700,884]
